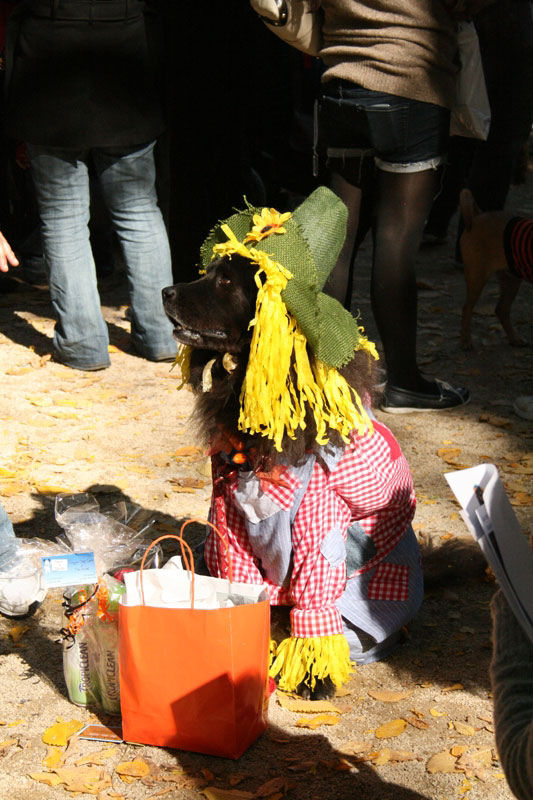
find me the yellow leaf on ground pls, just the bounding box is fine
[0,468,17,478]
[295,713,340,730]
[34,483,75,495]
[0,738,18,751]
[255,777,294,797]
[459,779,473,793]
[437,447,462,464]
[43,746,63,768]
[442,683,464,692]
[430,708,447,717]
[53,765,112,794]
[368,689,412,703]
[42,719,84,746]
[277,693,341,714]
[202,790,254,800]
[75,746,118,766]
[173,446,204,457]
[8,624,30,643]
[453,721,476,736]
[0,482,28,496]
[374,719,408,739]
[426,751,458,774]
[372,749,391,765]
[29,772,63,786]
[115,758,150,781]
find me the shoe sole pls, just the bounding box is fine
[380,396,471,414]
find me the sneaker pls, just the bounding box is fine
[513,395,533,421]
[380,379,470,414]
[0,558,47,618]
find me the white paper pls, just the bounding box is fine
[122,566,269,610]
[445,464,533,644]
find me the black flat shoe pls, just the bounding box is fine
[380,379,470,414]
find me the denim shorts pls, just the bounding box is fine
[316,80,450,184]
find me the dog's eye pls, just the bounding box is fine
[216,275,232,288]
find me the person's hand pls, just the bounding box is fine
[0,231,19,272]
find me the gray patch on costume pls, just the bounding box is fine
[345,521,377,574]
[320,527,346,567]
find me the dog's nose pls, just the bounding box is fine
[162,285,178,303]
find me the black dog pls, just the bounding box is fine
[162,253,377,698]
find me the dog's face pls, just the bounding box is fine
[162,254,258,354]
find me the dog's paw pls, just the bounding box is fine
[295,675,335,701]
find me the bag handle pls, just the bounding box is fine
[138,518,233,609]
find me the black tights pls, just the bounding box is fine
[326,168,441,393]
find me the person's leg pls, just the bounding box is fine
[324,172,363,307]
[93,142,176,361]
[371,167,441,392]
[27,145,110,369]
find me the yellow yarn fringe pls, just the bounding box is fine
[191,222,379,452]
[269,634,354,692]
[174,344,192,389]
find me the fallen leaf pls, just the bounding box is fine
[453,721,476,736]
[43,746,63,768]
[173,446,204,458]
[202,789,254,800]
[75,746,118,766]
[372,749,391,765]
[429,708,447,717]
[388,750,420,762]
[479,414,512,430]
[374,719,407,739]
[254,777,293,796]
[42,718,84,746]
[406,716,429,730]
[277,694,341,714]
[169,477,206,489]
[34,483,75,495]
[29,771,63,786]
[442,683,464,692]
[8,624,30,643]
[368,689,412,703]
[295,714,340,730]
[0,738,18,752]
[451,746,466,757]
[426,751,458,774]
[115,758,151,782]
[459,778,473,793]
[53,765,112,794]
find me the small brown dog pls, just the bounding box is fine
[459,188,527,350]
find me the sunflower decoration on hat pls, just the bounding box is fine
[177,186,379,452]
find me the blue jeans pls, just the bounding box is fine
[0,504,18,571]
[28,141,176,369]
[317,81,450,182]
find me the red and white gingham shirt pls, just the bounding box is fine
[206,421,416,639]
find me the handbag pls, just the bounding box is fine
[450,21,491,140]
[249,0,322,57]
[118,523,270,759]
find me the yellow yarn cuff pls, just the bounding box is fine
[269,634,354,692]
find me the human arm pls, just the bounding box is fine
[0,231,19,272]
[490,589,533,800]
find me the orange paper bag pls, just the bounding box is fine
[118,527,270,758]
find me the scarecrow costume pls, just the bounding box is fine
[180,187,422,692]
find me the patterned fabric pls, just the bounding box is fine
[504,217,533,284]
[205,420,416,639]
[368,562,409,601]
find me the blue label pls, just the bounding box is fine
[41,552,98,588]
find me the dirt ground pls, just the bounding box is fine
[0,168,531,800]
